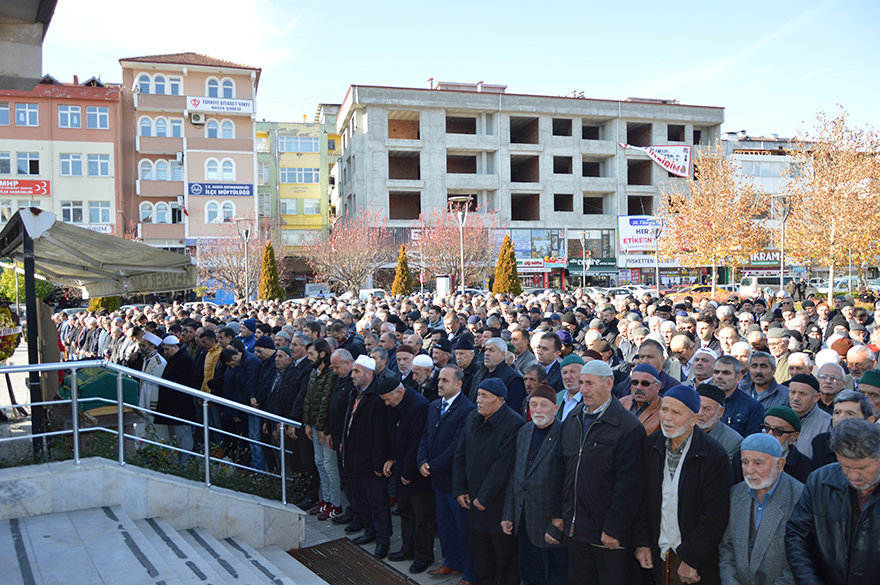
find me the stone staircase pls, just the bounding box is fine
[0,505,327,585]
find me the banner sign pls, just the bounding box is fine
[0,179,50,196]
[187,96,254,114]
[83,224,114,235]
[188,182,254,197]
[619,143,691,177]
[618,215,662,253]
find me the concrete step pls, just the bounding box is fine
[24,506,183,585]
[256,546,329,585]
[219,537,296,585]
[136,517,230,585]
[179,527,268,585]
[0,517,43,585]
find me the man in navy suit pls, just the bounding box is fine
[418,363,476,584]
[535,332,564,393]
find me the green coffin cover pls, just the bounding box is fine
[59,367,140,412]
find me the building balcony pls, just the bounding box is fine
[445,174,499,190]
[509,181,544,191]
[186,137,255,152]
[134,94,186,112]
[137,180,185,197]
[508,143,543,153]
[142,222,185,240]
[445,134,499,151]
[385,139,423,149]
[580,177,617,191]
[137,136,184,155]
[385,179,425,189]
[580,140,618,157]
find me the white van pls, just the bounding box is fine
[739,276,816,298]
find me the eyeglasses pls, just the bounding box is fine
[630,379,655,387]
[761,424,795,437]
[818,374,843,383]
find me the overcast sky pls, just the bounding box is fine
[42,0,879,137]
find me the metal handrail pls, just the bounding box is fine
[0,359,302,505]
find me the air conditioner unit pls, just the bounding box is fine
[190,112,206,125]
[176,152,184,164]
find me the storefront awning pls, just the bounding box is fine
[0,209,198,298]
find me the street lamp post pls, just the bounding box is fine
[448,195,473,296]
[770,194,792,293]
[235,217,254,301]
[578,232,593,290]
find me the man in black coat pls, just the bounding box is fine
[453,377,525,585]
[786,419,880,585]
[326,348,359,528]
[342,355,392,559]
[557,360,647,584]
[379,377,434,574]
[634,385,731,585]
[482,338,525,412]
[284,333,318,509]
[418,364,477,583]
[329,319,366,360]
[155,335,198,465]
[535,332,564,393]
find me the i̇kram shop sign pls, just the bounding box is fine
[188,183,254,197]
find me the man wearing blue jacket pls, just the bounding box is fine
[219,339,261,468]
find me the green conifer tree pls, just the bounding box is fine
[257,241,285,300]
[391,244,414,296]
[493,234,521,295]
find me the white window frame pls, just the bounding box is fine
[168,76,183,96]
[221,159,234,181]
[0,103,9,126]
[0,200,12,223]
[221,120,234,139]
[258,161,270,185]
[139,116,152,137]
[280,167,319,184]
[86,106,109,129]
[0,152,10,175]
[279,136,320,153]
[88,200,111,224]
[155,202,169,223]
[15,103,38,126]
[60,154,83,177]
[139,159,154,180]
[17,152,39,176]
[220,200,235,223]
[170,119,183,138]
[303,198,320,215]
[171,161,182,181]
[153,74,167,95]
[88,154,110,177]
[155,117,168,137]
[206,120,219,139]
[156,160,168,181]
[61,200,84,224]
[258,192,270,217]
[139,202,154,223]
[58,105,81,128]
[137,74,151,94]
[205,158,219,181]
[207,78,220,98]
[280,199,297,215]
[205,201,219,223]
[221,78,235,99]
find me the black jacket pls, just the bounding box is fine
[811,432,835,468]
[453,404,525,533]
[461,360,485,403]
[785,462,880,585]
[326,373,354,450]
[286,356,313,422]
[731,442,815,485]
[341,378,389,478]
[558,397,646,546]
[417,392,475,494]
[635,427,731,585]
[255,351,277,407]
[155,348,198,425]
[544,361,564,394]
[484,361,525,415]
[387,387,432,495]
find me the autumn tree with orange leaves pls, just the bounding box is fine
[657,144,769,298]
[782,108,880,296]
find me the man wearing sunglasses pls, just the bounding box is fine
[618,364,662,435]
[732,405,814,484]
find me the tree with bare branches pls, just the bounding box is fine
[300,209,395,294]
[782,108,880,297]
[411,205,505,290]
[657,144,769,297]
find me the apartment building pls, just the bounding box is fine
[335,82,724,288]
[0,75,122,234]
[118,53,260,252]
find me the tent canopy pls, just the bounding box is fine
[0,208,197,297]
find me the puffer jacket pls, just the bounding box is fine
[301,365,337,431]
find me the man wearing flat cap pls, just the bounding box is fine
[787,373,830,459]
[454,378,525,585]
[558,360,647,584]
[720,433,803,585]
[696,383,743,461]
[634,384,731,585]
[732,406,814,485]
[502,384,568,585]
[619,363,663,435]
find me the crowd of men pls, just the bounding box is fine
[51,286,880,585]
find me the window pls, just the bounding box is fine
[279,167,319,183]
[169,77,182,96]
[222,80,234,99]
[86,106,109,129]
[154,75,166,95]
[171,161,182,181]
[256,135,269,152]
[205,201,219,223]
[58,105,81,128]
[60,154,83,177]
[282,230,307,246]
[327,139,336,151]
[0,201,11,223]
[206,160,218,180]
[155,202,169,223]
[138,75,151,94]
[207,79,219,98]
[15,104,38,126]
[279,136,319,153]
[88,154,109,177]
[221,201,234,222]
[171,204,183,224]
[207,120,219,139]
[303,199,320,215]
[280,199,297,215]
[0,153,9,175]
[140,202,153,223]
[139,118,152,137]
[258,193,270,217]
[258,162,270,185]
[156,161,168,181]
[0,103,8,125]
[221,120,233,139]
[170,119,183,137]
[222,160,234,180]
[155,118,167,137]
[139,160,153,180]
[18,200,41,210]
[17,152,39,175]
[61,201,84,223]
[88,201,110,223]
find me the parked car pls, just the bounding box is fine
[120,304,150,313]
[623,285,661,299]
[605,287,634,299]
[182,301,218,311]
[358,288,387,301]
